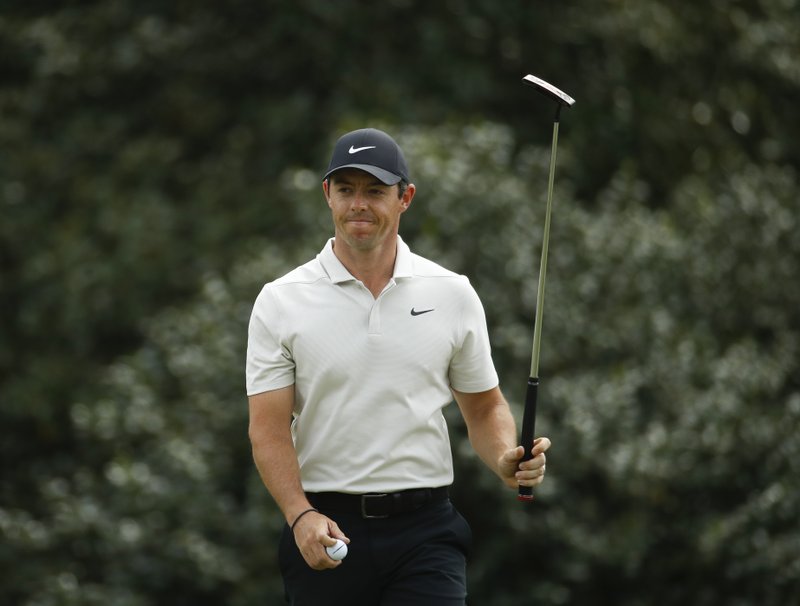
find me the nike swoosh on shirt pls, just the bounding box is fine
[349,145,377,154]
[410,308,435,316]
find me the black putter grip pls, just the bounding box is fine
[517,377,539,501]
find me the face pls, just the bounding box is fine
[323,169,415,252]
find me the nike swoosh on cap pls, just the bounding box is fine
[349,145,377,154]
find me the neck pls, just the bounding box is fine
[332,236,398,298]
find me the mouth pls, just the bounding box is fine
[346,216,375,225]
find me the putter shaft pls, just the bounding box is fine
[529,118,560,379]
[518,117,561,501]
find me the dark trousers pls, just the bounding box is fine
[279,499,472,605]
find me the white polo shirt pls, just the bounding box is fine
[246,236,498,493]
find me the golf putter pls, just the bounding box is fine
[518,74,575,501]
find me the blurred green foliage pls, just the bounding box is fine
[2,1,799,604]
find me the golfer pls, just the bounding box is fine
[246,128,550,605]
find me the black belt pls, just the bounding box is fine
[307,487,449,519]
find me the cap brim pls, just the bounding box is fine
[323,164,402,185]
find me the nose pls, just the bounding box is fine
[351,191,368,210]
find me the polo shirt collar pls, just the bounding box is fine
[319,235,413,284]
[393,236,413,279]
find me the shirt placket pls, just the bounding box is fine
[367,279,396,336]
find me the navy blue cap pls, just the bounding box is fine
[323,128,410,185]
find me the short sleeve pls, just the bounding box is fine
[447,281,499,393]
[245,285,296,396]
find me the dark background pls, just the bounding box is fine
[2,1,799,604]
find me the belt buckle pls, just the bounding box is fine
[361,493,389,519]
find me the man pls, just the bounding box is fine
[246,128,550,605]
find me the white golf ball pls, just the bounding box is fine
[326,539,348,561]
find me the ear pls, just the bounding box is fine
[400,183,416,213]
[322,179,332,208]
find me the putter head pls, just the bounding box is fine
[522,74,576,108]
